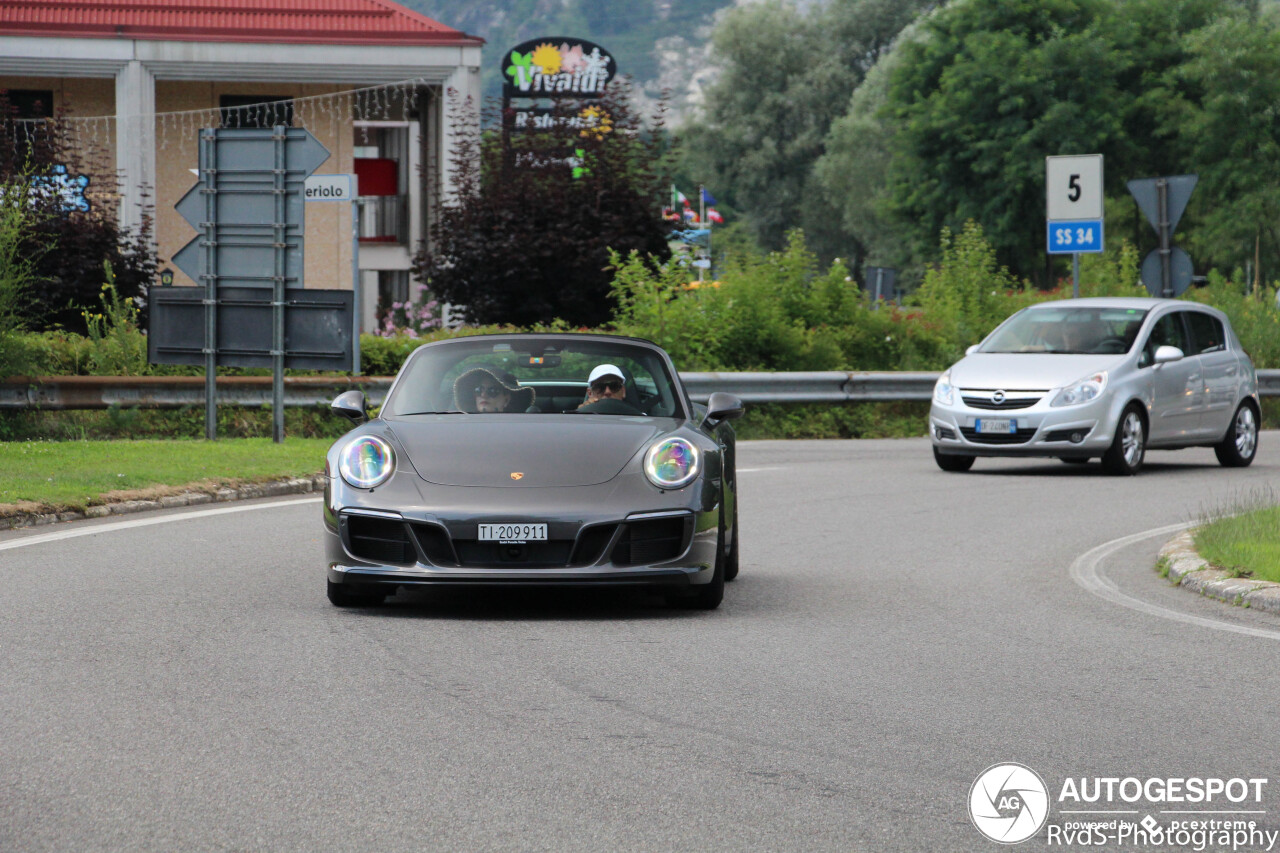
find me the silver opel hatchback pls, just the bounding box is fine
[930,297,1259,474]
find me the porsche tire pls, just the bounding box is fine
[327,580,388,608]
[723,498,740,583]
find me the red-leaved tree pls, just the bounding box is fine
[413,84,673,327]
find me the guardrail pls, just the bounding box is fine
[2,370,1279,410]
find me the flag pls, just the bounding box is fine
[683,208,699,223]
[707,207,724,224]
[700,187,716,205]
[673,185,689,207]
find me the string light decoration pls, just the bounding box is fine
[14,77,441,163]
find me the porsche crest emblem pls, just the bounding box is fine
[510,472,524,480]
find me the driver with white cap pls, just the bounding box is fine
[578,363,641,414]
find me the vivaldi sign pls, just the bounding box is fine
[502,37,616,99]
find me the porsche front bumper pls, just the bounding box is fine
[324,475,721,592]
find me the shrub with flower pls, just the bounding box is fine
[376,287,442,338]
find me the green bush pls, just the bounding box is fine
[610,231,954,371]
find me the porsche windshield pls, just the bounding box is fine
[383,338,686,418]
[979,307,1149,355]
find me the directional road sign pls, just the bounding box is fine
[172,127,330,289]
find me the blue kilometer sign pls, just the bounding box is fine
[1047,219,1104,254]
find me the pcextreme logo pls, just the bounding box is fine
[970,762,1051,844]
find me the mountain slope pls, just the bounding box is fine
[399,0,729,121]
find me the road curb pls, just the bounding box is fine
[0,474,326,531]
[1159,530,1280,616]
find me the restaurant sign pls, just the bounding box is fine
[502,37,616,99]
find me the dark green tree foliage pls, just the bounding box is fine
[412,86,673,327]
[879,0,1260,282]
[0,95,156,333]
[1166,11,1280,274]
[884,0,1124,281]
[680,0,935,259]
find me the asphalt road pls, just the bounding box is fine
[4,436,1280,852]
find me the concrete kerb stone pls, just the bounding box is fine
[1159,530,1280,616]
[0,474,325,531]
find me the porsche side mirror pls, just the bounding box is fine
[966,344,980,355]
[1153,345,1184,365]
[332,389,368,424]
[703,392,745,426]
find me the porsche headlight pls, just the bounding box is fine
[1051,371,1108,407]
[644,437,700,490]
[934,371,955,406]
[338,435,395,489]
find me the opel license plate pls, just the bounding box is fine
[975,418,1017,434]
[478,523,547,543]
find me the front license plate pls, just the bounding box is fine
[478,523,547,543]
[976,418,1017,434]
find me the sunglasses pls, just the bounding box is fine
[475,385,507,397]
[591,379,623,393]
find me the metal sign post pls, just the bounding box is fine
[1046,155,1105,296]
[303,173,359,375]
[162,127,346,441]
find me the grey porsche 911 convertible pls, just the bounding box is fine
[323,333,745,610]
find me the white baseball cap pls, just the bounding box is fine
[588,363,626,384]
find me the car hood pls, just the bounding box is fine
[948,353,1123,390]
[387,415,671,487]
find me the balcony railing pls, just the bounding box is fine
[356,195,408,244]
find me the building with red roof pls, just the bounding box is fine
[0,0,483,324]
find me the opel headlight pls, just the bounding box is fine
[1051,371,1108,407]
[934,372,955,406]
[339,435,395,489]
[644,438,700,490]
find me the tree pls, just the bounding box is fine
[1165,11,1280,277]
[882,0,1127,283]
[412,86,673,327]
[0,96,156,333]
[679,0,935,260]
[875,0,1256,284]
[813,16,928,277]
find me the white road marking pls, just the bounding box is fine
[0,496,320,552]
[737,467,781,473]
[1069,521,1280,641]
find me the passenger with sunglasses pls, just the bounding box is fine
[452,367,535,413]
[577,363,642,415]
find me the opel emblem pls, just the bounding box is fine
[992,390,1006,404]
[510,472,524,480]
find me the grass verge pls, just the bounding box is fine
[1193,489,1280,584]
[0,438,330,517]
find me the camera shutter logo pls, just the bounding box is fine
[969,763,1050,844]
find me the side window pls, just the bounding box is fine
[1141,313,1190,366]
[1185,312,1225,355]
